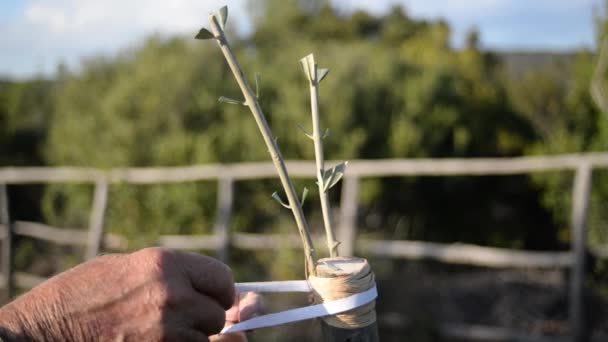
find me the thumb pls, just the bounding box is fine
[209,332,248,342]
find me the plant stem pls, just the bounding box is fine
[208,15,316,275]
[305,57,339,257]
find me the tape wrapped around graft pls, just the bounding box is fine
[221,257,378,334]
[220,285,377,334]
[308,257,376,329]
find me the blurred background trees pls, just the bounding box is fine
[0,0,607,278]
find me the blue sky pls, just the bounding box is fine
[0,0,603,79]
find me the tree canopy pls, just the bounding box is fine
[1,0,607,277]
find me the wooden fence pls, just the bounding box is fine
[1,152,608,341]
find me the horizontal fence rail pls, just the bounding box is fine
[1,152,607,342]
[3,225,606,270]
[160,233,606,268]
[359,240,575,268]
[2,152,608,184]
[6,221,127,250]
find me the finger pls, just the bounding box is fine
[178,291,228,336]
[174,251,235,310]
[237,292,263,321]
[225,303,240,325]
[226,292,264,323]
[209,332,248,342]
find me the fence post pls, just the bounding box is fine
[569,163,592,342]
[0,185,13,301]
[338,176,360,256]
[86,180,109,260]
[214,177,233,262]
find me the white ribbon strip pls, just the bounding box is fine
[235,280,311,293]
[221,281,377,334]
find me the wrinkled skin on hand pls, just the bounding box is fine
[0,247,262,341]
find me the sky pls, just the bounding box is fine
[0,0,603,79]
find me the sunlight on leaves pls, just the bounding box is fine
[218,6,228,30]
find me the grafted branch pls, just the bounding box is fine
[300,54,342,257]
[199,8,316,275]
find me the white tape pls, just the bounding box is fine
[221,281,377,334]
[235,280,311,293]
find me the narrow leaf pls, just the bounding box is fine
[218,6,228,30]
[255,72,261,99]
[321,168,333,191]
[297,123,314,140]
[301,187,309,206]
[317,68,330,83]
[325,171,344,192]
[218,96,245,105]
[271,192,291,209]
[324,161,348,192]
[322,128,330,139]
[195,28,214,40]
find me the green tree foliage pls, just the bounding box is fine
[1,0,605,267]
[505,1,608,247]
[0,79,53,166]
[44,37,236,245]
[37,0,550,255]
[0,78,54,224]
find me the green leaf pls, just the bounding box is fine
[218,96,245,105]
[323,161,348,192]
[317,68,330,83]
[301,187,309,206]
[195,28,214,40]
[255,72,261,99]
[218,6,228,30]
[297,123,314,140]
[322,128,330,139]
[321,168,333,191]
[271,191,291,209]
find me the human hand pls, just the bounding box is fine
[0,247,234,341]
[210,291,263,342]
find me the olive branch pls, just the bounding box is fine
[196,6,349,273]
